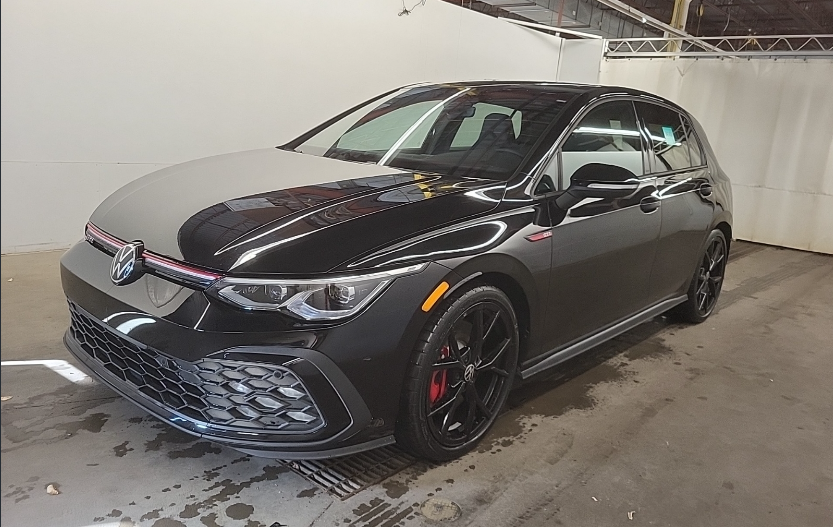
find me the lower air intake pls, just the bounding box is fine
[68,301,323,433]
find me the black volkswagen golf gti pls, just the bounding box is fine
[61,82,732,461]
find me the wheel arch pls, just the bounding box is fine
[440,253,542,363]
[477,272,531,362]
[714,220,732,253]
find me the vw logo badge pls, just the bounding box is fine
[110,242,144,285]
[464,364,476,384]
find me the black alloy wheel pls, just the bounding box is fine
[397,285,519,461]
[695,236,727,316]
[672,229,728,323]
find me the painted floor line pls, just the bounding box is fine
[1,359,93,384]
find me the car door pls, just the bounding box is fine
[634,102,716,303]
[537,99,662,354]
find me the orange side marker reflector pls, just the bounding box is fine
[421,281,450,312]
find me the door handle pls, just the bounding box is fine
[699,183,713,197]
[639,196,660,213]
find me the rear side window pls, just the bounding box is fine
[558,100,644,188]
[636,102,693,173]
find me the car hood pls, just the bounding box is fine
[90,148,503,274]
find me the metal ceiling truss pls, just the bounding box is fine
[605,33,833,57]
[449,0,833,36]
[447,0,833,58]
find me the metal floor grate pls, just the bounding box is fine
[284,445,417,499]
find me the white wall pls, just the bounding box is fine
[601,58,833,254]
[1,0,568,253]
[557,39,604,84]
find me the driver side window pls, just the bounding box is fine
[556,100,644,189]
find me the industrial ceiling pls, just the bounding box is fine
[447,0,833,36]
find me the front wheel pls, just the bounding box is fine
[396,285,519,462]
[671,229,728,323]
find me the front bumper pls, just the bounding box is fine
[60,240,452,458]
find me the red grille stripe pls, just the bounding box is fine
[143,253,222,281]
[86,222,222,284]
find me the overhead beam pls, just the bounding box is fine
[593,0,721,50]
[593,0,690,36]
[500,18,605,38]
[612,0,675,25]
[781,0,826,33]
[670,0,693,30]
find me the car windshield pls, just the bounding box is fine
[286,85,577,180]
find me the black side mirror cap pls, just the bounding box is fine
[555,163,639,210]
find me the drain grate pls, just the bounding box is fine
[284,445,417,499]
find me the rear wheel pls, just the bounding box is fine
[671,229,728,323]
[396,285,519,462]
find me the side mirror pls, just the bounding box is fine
[555,163,639,210]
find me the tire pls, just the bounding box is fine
[396,285,519,462]
[670,229,728,323]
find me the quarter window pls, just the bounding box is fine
[557,100,644,189]
[682,116,704,167]
[636,102,694,173]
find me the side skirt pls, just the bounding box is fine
[519,296,686,380]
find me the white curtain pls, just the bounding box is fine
[601,58,833,254]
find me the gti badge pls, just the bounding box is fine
[110,242,145,285]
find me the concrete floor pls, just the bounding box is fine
[2,242,832,527]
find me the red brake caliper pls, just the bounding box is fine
[429,345,450,406]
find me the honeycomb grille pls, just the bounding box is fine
[68,302,324,433]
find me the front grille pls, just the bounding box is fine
[68,302,324,433]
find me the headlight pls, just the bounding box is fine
[211,264,427,321]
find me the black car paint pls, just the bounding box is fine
[176,173,503,274]
[60,82,732,458]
